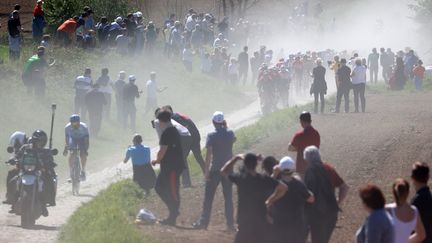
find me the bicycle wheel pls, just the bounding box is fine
[71,155,81,196]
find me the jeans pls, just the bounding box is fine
[313,92,325,113]
[335,87,350,113]
[369,66,378,83]
[239,67,248,85]
[123,101,136,131]
[115,94,123,123]
[353,83,366,112]
[155,170,180,221]
[199,170,234,227]
[103,93,111,119]
[382,65,391,83]
[414,76,423,91]
[88,109,103,136]
[181,137,206,186]
[74,95,87,120]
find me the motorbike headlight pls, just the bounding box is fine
[23,165,36,172]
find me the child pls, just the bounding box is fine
[412,59,425,91]
[123,134,156,195]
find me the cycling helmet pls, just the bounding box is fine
[31,130,48,148]
[70,114,80,123]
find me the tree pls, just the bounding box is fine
[220,0,260,18]
[410,0,432,25]
[44,0,130,28]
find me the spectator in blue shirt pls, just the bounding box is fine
[193,111,236,231]
[356,183,394,243]
[124,134,156,195]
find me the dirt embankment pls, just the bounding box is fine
[136,91,432,242]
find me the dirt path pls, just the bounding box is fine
[130,91,432,243]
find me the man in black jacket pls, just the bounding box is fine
[411,162,432,243]
[85,84,107,136]
[164,106,206,177]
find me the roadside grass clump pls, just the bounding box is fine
[58,179,152,243]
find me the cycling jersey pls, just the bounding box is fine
[65,122,89,150]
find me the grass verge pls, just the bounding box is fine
[58,179,151,243]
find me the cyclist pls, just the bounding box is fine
[63,114,89,181]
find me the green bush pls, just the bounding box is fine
[59,179,149,243]
[44,0,130,28]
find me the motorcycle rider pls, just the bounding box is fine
[11,130,57,215]
[63,114,89,181]
[3,131,28,205]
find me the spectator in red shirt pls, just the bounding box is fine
[57,16,78,47]
[413,60,426,91]
[32,0,46,41]
[288,111,320,176]
[303,146,349,243]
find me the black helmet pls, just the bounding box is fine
[31,130,48,148]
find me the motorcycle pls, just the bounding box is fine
[5,147,58,228]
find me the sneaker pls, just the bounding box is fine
[226,225,237,232]
[192,221,208,230]
[41,206,49,217]
[80,171,86,181]
[67,178,72,183]
[2,200,13,205]
[159,218,176,226]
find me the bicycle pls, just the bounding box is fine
[69,147,81,196]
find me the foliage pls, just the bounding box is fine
[58,179,151,243]
[44,0,130,28]
[409,0,432,26]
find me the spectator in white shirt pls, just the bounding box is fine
[351,59,367,113]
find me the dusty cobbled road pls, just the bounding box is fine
[1,90,432,243]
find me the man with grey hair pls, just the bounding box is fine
[303,146,349,243]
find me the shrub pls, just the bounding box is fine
[44,0,131,28]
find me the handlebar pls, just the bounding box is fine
[5,158,18,165]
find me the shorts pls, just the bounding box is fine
[68,140,88,154]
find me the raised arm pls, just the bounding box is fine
[220,154,243,177]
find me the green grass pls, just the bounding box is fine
[58,179,151,243]
[0,44,252,190]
